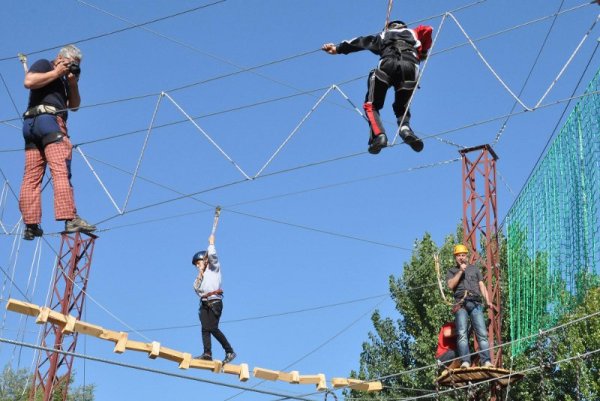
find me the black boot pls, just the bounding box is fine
[368,133,388,154]
[400,125,424,152]
[23,224,43,241]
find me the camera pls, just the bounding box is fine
[68,62,81,76]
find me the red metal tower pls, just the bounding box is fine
[30,232,97,401]
[460,144,502,400]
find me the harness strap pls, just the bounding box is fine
[202,289,223,300]
[23,104,60,118]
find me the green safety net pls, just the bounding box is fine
[506,68,600,356]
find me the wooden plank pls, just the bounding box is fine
[156,346,184,363]
[6,299,40,316]
[212,360,223,373]
[113,332,128,354]
[278,371,300,384]
[124,340,152,353]
[366,381,383,392]
[36,307,50,324]
[253,367,280,381]
[299,374,323,384]
[99,329,121,342]
[347,379,369,391]
[46,310,67,326]
[223,364,242,375]
[239,363,250,382]
[316,374,327,392]
[189,358,217,371]
[148,341,160,359]
[62,315,77,334]
[332,378,349,388]
[179,353,192,370]
[73,320,104,337]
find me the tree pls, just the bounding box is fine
[351,230,600,400]
[0,365,95,401]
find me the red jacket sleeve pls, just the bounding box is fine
[413,25,433,59]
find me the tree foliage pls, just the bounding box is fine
[350,229,600,400]
[0,365,94,401]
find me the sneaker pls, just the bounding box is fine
[64,215,96,233]
[460,362,471,369]
[197,352,212,361]
[23,224,43,241]
[368,133,388,154]
[483,361,493,368]
[223,352,236,365]
[400,125,424,152]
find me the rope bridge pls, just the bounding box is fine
[506,67,600,355]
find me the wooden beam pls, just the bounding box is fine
[36,307,50,324]
[189,358,222,373]
[124,340,152,353]
[179,353,192,370]
[113,332,128,354]
[46,309,67,326]
[155,345,185,363]
[332,378,348,388]
[239,363,250,382]
[222,364,242,375]
[6,299,40,316]
[73,320,104,337]
[99,329,121,342]
[278,371,300,384]
[62,315,77,334]
[149,341,160,359]
[298,374,323,384]
[346,379,382,392]
[253,367,280,381]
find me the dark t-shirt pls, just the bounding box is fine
[26,59,69,112]
[446,264,483,302]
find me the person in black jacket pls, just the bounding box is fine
[323,21,432,154]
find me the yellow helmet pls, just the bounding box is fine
[453,244,469,255]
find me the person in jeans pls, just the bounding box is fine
[446,244,493,368]
[19,44,96,240]
[192,233,236,364]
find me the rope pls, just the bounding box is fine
[433,253,453,306]
[0,336,315,401]
[384,0,394,30]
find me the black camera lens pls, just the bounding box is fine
[68,63,81,76]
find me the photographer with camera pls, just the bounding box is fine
[19,44,96,240]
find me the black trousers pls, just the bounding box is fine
[363,56,417,137]
[199,299,233,354]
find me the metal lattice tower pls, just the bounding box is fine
[506,68,600,356]
[461,144,502,400]
[30,232,97,401]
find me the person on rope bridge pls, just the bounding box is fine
[19,44,96,240]
[435,321,458,369]
[322,20,432,154]
[192,233,236,364]
[446,244,494,369]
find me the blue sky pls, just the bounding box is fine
[0,1,599,400]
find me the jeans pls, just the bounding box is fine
[455,301,491,364]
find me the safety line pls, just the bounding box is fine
[162,92,252,180]
[0,1,591,129]
[0,337,317,401]
[0,0,229,62]
[492,0,566,146]
[75,146,123,214]
[254,86,337,178]
[391,14,447,146]
[122,92,164,213]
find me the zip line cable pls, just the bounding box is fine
[0,337,317,401]
[0,0,229,63]
[492,0,566,146]
[128,293,390,333]
[1,0,586,128]
[499,39,600,229]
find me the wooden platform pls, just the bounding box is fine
[436,366,524,387]
[6,298,382,392]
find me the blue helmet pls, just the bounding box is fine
[192,250,207,265]
[387,20,407,30]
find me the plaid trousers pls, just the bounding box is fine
[19,136,77,224]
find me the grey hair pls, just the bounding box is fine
[58,44,83,61]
